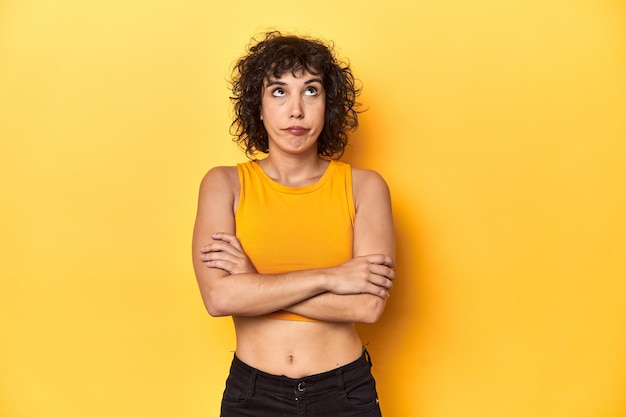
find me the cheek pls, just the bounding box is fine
[316,105,326,124]
[259,106,275,123]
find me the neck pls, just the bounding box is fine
[258,152,330,187]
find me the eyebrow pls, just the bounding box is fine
[266,78,323,87]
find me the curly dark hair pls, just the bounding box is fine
[230,31,361,159]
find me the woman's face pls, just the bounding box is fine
[260,70,325,156]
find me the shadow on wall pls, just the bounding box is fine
[344,124,426,393]
[355,209,422,367]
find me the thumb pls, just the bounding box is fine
[364,254,395,268]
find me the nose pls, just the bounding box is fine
[289,97,304,119]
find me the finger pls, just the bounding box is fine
[369,264,395,281]
[204,259,237,274]
[201,242,243,258]
[200,242,228,253]
[353,272,392,297]
[368,284,390,299]
[371,274,393,290]
[363,254,395,268]
[380,256,395,268]
[201,250,241,265]
[211,232,244,251]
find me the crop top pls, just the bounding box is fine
[235,159,355,322]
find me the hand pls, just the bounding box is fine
[326,254,395,299]
[200,232,258,275]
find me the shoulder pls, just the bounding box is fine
[199,165,239,196]
[350,167,391,211]
[201,165,238,185]
[351,167,390,195]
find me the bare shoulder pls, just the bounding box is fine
[351,168,391,201]
[199,165,239,194]
[196,165,241,215]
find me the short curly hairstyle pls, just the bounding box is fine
[230,31,361,159]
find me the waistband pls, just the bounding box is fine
[229,348,373,398]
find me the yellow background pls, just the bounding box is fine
[1,1,625,416]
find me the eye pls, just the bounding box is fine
[304,86,319,96]
[271,88,286,97]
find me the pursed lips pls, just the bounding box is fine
[283,126,309,135]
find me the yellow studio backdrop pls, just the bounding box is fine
[1,0,625,416]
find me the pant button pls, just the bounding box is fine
[297,382,306,392]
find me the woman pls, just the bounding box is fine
[192,31,396,417]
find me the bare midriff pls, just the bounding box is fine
[232,316,363,378]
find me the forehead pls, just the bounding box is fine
[264,69,323,85]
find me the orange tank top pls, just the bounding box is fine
[235,160,355,322]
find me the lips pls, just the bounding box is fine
[284,126,309,136]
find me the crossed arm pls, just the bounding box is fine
[191,166,396,323]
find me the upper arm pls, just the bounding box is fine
[352,168,396,261]
[191,166,239,292]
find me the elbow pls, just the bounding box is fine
[355,297,386,324]
[205,302,228,318]
[202,290,231,318]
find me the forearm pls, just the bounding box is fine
[284,292,387,324]
[200,268,330,317]
[197,243,394,318]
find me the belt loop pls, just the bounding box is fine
[336,370,346,395]
[363,347,373,366]
[249,370,257,397]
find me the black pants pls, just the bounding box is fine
[220,349,383,417]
